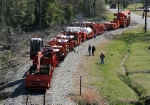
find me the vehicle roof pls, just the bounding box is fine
[31,38,42,41]
[144,6,150,8]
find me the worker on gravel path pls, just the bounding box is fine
[94,29,96,38]
[92,45,96,56]
[88,44,91,56]
[100,51,105,64]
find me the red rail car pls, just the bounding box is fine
[25,38,59,90]
[64,27,87,42]
[56,33,82,47]
[64,26,94,40]
[81,21,105,35]
[52,34,79,52]
[104,10,131,30]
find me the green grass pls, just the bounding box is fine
[82,27,150,104]
[125,29,150,73]
[90,38,138,104]
[127,3,143,9]
[129,74,150,98]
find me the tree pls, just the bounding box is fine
[117,0,130,8]
[3,0,35,30]
[1,0,107,32]
[43,2,64,27]
[141,0,150,7]
[109,0,113,4]
[64,4,73,22]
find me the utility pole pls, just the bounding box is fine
[145,0,147,33]
[118,0,119,13]
[80,76,82,96]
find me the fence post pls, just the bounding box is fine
[80,76,82,96]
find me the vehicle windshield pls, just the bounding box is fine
[30,40,41,54]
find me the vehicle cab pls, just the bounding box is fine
[30,38,43,55]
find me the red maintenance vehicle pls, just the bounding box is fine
[48,37,67,53]
[63,26,87,42]
[82,21,106,35]
[25,35,78,90]
[75,21,106,38]
[48,37,68,62]
[64,25,94,40]
[74,22,95,39]
[104,10,131,30]
[57,32,82,47]
[53,32,81,52]
[25,37,59,90]
[81,27,94,39]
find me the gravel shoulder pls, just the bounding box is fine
[0,21,140,105]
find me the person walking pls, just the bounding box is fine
[88,44,91,56]
[141,12,144,19]
[100,51,105,64]
[92,45,96,56]
[94,29,96,38]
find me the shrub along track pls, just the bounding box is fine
[0,21,140,105]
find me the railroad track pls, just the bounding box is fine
[26,90,46,105]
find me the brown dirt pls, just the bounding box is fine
[69,86,106,105]
[70,54,109,105]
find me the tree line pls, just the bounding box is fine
[0,0,106,34]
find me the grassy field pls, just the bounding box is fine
[125,31,150,73]
[127,3,143,9]
[80,27,150,104]
[74,7,150,105]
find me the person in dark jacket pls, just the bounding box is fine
[141,12,144,19]
[100,51,105,64]
[92,46,96,56]
[94,29,96,38]
[60,52,65,62]
[88,44,91,56]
